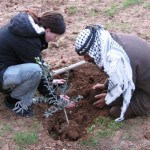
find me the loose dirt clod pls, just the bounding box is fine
[144,132,150,140]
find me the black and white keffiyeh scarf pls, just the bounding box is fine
[75,25,135,122]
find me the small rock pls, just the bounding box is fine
[69,110,72,114]
[13,5,17,9]
[67,19,72,23]
[72,31,79,34]
[66,129,80,141]
[57,140,63,146]
[51,142,57,147]
[50,42,59,48]
[14,2,18,5]
[144,132,150,140]
[53,6,59,11]
[66,143,71,147]
[61,60,66,64]
[5,4,12,8]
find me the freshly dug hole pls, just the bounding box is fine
[36,63,110,141]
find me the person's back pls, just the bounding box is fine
[111,32,150,94]
[0,25,17,70]
[0,13,43,71]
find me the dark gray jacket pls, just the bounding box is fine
[0,12,48,90]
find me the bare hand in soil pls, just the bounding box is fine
[52,79,66,85]
[60,95,75,108]
[93,93,107,108]
[92,83,105,90]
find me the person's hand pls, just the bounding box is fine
[60,95,75,108]
[53,79,66,85]
[93,93,107,108]
[92,83,105,90]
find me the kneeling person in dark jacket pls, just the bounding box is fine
[0,11,70,117]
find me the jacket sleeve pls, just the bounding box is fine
[13,38,42,63]
[37,66,62,104]
[37,73,55,97]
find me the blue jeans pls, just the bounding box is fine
[2,63,42,107]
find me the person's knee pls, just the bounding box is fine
[31,64,42,72]
[31,64,42,79]
[24,64,42,81]
[110,106,121,118]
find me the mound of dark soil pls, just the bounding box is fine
[36,63,110,141]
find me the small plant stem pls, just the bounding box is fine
[64,108,69,125]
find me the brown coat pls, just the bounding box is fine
[111,32,150,116]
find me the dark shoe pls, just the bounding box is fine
[4,97,34,117]
[4,99,16,109]
[1,88,12,95]
[5,95,20,104]
[4,95,20,109]
[13,102,34,117]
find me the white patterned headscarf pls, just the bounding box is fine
[75,25,103,66]
[75,25,135,122]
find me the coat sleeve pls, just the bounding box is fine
[13,38,42,63]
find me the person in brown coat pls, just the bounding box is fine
[75,25,150,122]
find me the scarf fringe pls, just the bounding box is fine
[96,29,135,121]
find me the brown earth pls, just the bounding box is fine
[35,64,109,141]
